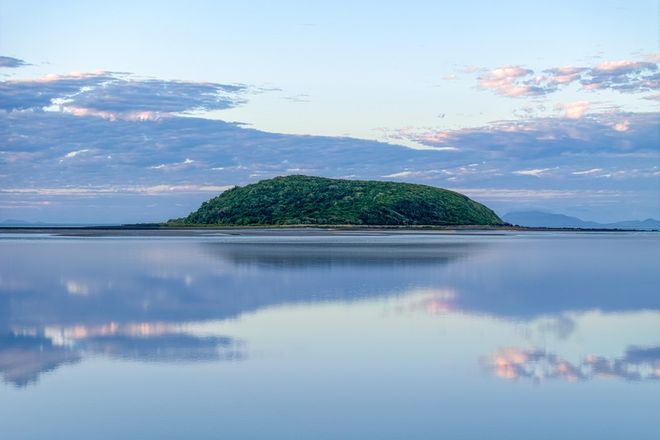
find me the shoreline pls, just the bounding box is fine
[0,224,656,237]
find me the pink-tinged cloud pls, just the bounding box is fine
[473,57,659,97]
[564,101,590,119]
[478,65,539,97]
[593,60,656,73]
[613,120,630,132]
[542,66,587,85]
[65,106,160,121]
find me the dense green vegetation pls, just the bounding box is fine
[170,175,503,226]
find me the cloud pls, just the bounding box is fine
[563,101,590,119]
[150,158,197,171]
[395,112,660,162]
[512,168,552,176]
[382,169,445,179]
[612,119,630,132]
[0,72,115,111]
[2,65,659,222]
[572,168,603,175]
[541,66,587,85]
[582,60,659,92]
[0,71,246,116]
[474,58,659,97]
[477,65,547,97]
[62,149,90,160]
[68,78,246,115]
[0,56,28,69]
[451,188,624,201]
[0,184,233,196]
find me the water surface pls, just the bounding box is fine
[1,232,658,439]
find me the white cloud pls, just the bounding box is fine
[572,168,603,175]
[512,168,552,176]
[0,184,232,196]
[65,280,90,296]
[63,149,89,159]
[451,187,624,201]
[150,158,196,170]
[478,65,537,97]
[59,149,90,163]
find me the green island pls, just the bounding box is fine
[168,175,503,226]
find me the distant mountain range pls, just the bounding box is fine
[0,219,112,227]
[503,211,660,230]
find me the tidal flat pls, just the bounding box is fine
[0,231,658,439]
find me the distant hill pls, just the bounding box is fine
[171,175,503,226]
[0,219,114,227]
[503,211,660,230]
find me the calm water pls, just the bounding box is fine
[0,232,658,439]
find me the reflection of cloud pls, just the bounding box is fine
[483,346,660,383]
[405,289,458,315]
[81,334,242,362]
[0,334,80,387]
[537,315,576,339]
[64,280,91,296]
[1,324,244,387]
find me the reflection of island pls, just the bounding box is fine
[483,346,660,383]
[3,240,480,329]
[205,241,481,268]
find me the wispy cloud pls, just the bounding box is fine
[61,149,90,161]
[150,158,196,170]
[0,184,233,196]
[512,168,552,177]
[0,55,28,69]
[0,71,247,117]
[449,188,625,201]
[571,168,603,175]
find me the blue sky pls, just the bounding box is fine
[1,0,658,223]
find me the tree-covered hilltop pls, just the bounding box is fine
[170,175,503,226]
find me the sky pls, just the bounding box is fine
[0,0,658,223]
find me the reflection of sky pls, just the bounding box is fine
[0,233,659,437]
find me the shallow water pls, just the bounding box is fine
[1,232,658,439]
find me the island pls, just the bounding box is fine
[168,175,503,226]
